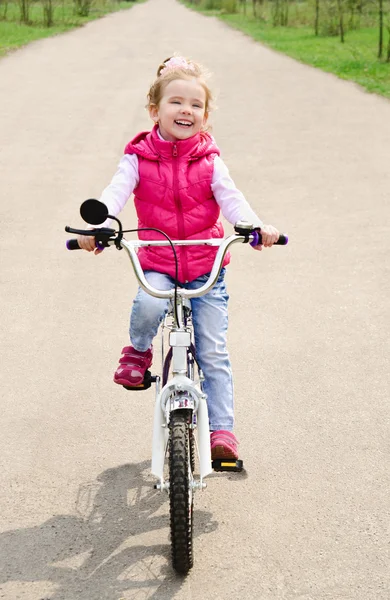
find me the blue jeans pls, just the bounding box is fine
[129,269,234,431]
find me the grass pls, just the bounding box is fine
[183,2,390,99]
[0,0,139,57]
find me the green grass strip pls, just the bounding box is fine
[0,1,141,58]
[184,4,390,99]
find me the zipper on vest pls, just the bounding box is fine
[172,144,189,282]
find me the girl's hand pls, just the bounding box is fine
[253,224,280,251]
[77,233,103,255]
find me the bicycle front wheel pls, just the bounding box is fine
[169,409,194,575]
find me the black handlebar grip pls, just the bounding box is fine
[66,238,106,251]
[275,234,288,245]
[250,230,289,247]
[66,239,81,250]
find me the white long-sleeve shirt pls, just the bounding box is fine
[99,153,263,229]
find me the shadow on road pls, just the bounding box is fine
[0,461,218,599]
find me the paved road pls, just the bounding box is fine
[0,0,389,598]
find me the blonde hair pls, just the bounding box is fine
[147,56,213,114]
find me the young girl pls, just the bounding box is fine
[78,56,279,460]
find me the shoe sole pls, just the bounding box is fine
[114,377,144,387]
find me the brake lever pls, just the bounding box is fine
[65,226,116,237]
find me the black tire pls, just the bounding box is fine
[189,428,196,474]
[169,409,194,574]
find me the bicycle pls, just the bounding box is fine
[65,199,288,574]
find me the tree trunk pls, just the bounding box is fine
[314,0,320,36]
[1,0,9,19]
[18,0,30,23]
[378,0,383,58]
[43,0,53,26]
[282,0,289,26]
[272,0,280,25]
[336,0,345,42]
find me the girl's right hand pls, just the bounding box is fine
[77,234,103,255]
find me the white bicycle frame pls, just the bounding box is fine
[119,232,251,490]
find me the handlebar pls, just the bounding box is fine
[65,226,288,251]
[65,224,288,300]
[121,235,246,299]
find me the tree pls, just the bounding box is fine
[336,0,345,42]
[378,0,384,57]
[18,0,31,23]
[42,0,54,25]
[387,24,390,62]
[315,0,320,35]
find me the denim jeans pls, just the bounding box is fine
[129,269,234,431]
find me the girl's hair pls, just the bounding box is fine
[147,56,213,114]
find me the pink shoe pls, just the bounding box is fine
[113,345,153,387]
[210,430,239,460]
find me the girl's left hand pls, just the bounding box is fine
[253,224,280,251]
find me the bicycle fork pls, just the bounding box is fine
[151,373,213,489]
[151,300,213,490]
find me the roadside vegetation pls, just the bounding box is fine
[184,0,390,98]
[0,0,138,57]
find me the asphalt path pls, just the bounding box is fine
[0,0,389,598]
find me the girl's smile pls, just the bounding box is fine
[149,78,208,142]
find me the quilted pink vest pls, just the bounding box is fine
[124,125,230,283]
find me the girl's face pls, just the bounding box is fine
[149,78,208,142]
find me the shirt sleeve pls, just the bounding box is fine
[211,156,263,228]
[98,154,139,226]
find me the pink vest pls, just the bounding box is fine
[124,125,230,283]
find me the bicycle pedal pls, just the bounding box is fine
[123,370,156,391]
[212,459,244,472]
